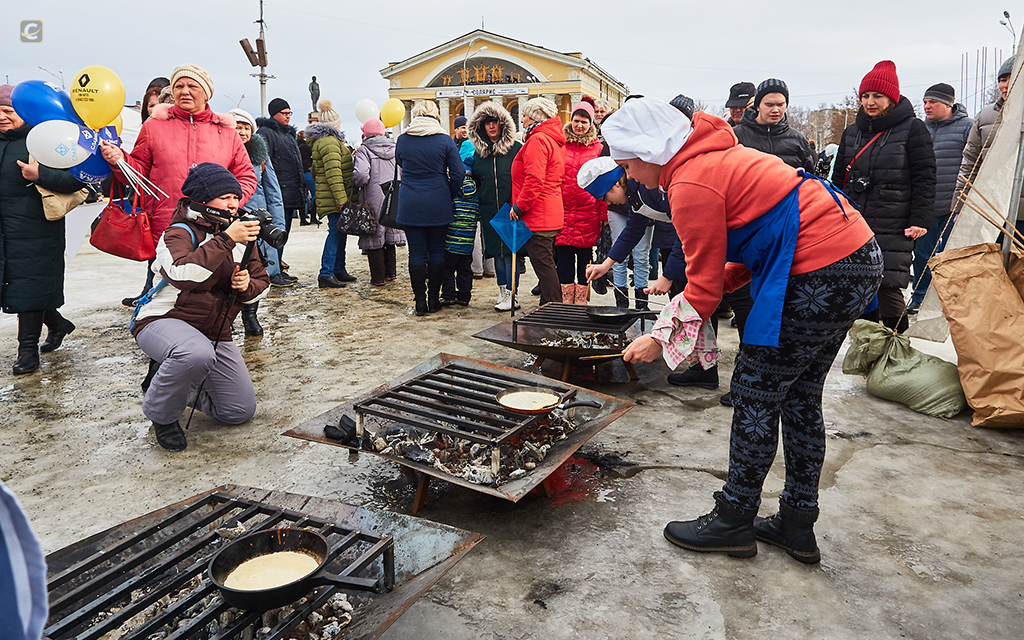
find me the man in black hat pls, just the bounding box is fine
[257,98,309,271]
[725,82,755,127]
[452,115,469,145]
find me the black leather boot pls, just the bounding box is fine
[409,263,428,316]
[366,249,386,285]
[754,500,821,564]
[667,364,719,389]
[383,244,398,280]
[40,309,75,353]
[613,287,629,309]
[664,491,758,558]
[634,288,649,311]
[13,311,44,375]
[241,302,263,336]
[427,262,445,313]
[153,420,187,451]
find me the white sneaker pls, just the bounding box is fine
[494,287,513,311]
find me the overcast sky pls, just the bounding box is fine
[2,0,1019,137]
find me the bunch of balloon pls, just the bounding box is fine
[12,65,125,184]
[380,99,406,128]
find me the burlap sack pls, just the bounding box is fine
[928,243,1024,427]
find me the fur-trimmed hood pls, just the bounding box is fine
[564,121,598,147]
[467,102,517,158]
[148,103,235,128]
[243,132,269,166]
[255,115,298,137]
[304,123,347,144]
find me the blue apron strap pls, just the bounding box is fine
[798,169,857,219]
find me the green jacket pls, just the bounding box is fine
[0,123,84,313]
[305,124,353,219]
[471,141,521,259]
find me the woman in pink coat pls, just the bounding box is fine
[100,64,257,306]
[556,98,606,303]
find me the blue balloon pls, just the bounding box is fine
[11,80,84,127]
[69,150,111,183]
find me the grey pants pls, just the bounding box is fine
[136,318,256,426]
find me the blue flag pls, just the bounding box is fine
[489,203,532,254]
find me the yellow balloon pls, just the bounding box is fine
[70,65,126,130]
[112,114,123,136]
[380,99,406,128]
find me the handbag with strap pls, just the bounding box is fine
[378,159,402,229]
[27,155,89,221]
[336,187,378,235]
[90,180,156,261]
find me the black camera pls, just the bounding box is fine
[238,208,287,249]
[850,176,871,193]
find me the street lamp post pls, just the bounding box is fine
[1001,10,1017,54]
[461,42,487,121]
[37,66,63,90]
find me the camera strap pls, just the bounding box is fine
[844,132,884,188]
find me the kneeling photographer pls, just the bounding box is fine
[133,163,271,451]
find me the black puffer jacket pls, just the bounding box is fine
[733,108,816,172]
[256,116,305,209]
[925,103,972,219]
[834,96,936,289]
[1,123,85,314]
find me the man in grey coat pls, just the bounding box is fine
[909,83,973,312]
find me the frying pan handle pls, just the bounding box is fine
[309,570,383,593]
[558,400,601,410]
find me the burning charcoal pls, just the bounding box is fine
[464,465,494,485]
[509,469,527,479]
[539,444,551,458]
[256,628,272,640]
[523,442,544,461]
[391,440,408,457]
[322,621,343,638]
[328,593,354,613]
[525,461,536,470]
[215,522,247,539]
[470,443,482,457]
[404,443,435,464]
[372,437,389,452]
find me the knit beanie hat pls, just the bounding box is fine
[181,162,242,203]
[725,82,756,108]
[412,100,440,120]
[361,117,386,137]
[170,64,214,100]
[453,115,468,129]
[601,97,693,166]
[0,84,13,108]
[268,98,290,116]
[859,61,900,102]
[669,94,696,119]
[999,56,1015,80]
[227,108,257,131]
[755,78,789,107]
[522,97,558,122]
[571,100,595,123]
[923,83,956,106]
[577,156,624,199]
[317,98,341,129]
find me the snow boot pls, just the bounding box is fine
[13,311,44,375]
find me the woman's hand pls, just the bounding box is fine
[622,335,663,363]
[100,140,124,165]
[16,159,39,182]
[905,226,928,239]
[231,266,250,291]
[645,276,673,296]
[586,258,614,281]
[225,219,260,244]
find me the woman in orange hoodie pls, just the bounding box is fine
[605,98,882,564]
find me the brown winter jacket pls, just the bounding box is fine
[131,200,269,341]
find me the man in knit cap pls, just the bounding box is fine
[258,97,310,236]
[734,78,815,172]
[908,83,972,313]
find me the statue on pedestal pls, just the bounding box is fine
[308,76,320,112]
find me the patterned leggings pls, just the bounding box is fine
[722,239,883,512]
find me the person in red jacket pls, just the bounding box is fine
[100,64,257,307]
[556,98,606,304]
[510,97,566,305]
[605,98,882,564]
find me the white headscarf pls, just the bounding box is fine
[601,97,693,166]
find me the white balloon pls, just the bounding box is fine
[27,120,94,169]
[354,99,379,124]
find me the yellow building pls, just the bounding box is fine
[379,30,628,133]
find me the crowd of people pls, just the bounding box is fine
[0,54,1014,566]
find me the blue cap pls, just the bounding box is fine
[577,156,624,199]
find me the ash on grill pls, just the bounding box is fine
[538,331,624,350]
[367,409,581,487]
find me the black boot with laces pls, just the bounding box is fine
[153,420,187,451]
[663,491,758,558]
[754,500,821,564]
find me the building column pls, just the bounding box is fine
[569,92,583,108]
[400,101,412,133]
[438,97,450,133]
[464,95,476,119]
[517,95,528,134]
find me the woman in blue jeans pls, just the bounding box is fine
[395,100,464,315]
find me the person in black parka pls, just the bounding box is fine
[833,61,936,333]
[0,85,84,375]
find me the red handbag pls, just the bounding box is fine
[90,181,156,261]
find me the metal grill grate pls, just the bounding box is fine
[45,492,395,640]
[511,303,638,343]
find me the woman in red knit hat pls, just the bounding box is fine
[833,60,936,333]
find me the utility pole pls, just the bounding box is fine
[239,0,275,117]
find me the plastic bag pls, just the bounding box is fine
[843,320,967,419]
